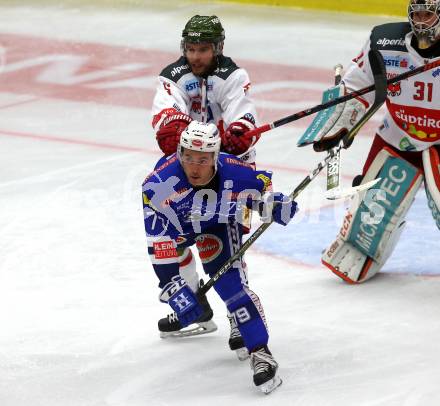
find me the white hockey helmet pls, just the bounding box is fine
[178,121,221,167]
[408,0,440,49]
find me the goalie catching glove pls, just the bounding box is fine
[156,113,192,156]
[312,84,368,152]
[221,118,258,155]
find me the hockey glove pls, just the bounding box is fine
[221,118,257,155]
[159,275,204,327]
[313,84,368,152]
[156,113,192,156]
[258,193,298,226]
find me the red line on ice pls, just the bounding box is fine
[0,127,355,183]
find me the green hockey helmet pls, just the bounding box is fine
[181,15,225,55]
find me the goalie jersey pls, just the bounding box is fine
[342,22,440,152]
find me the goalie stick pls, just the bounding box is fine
[198,51,388,295]
[325,50,388,200]
[325,64,343,197]
[244,54,440,140]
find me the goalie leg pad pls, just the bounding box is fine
[323,220,406,283]
[323,147,423,283]
[423,147,440,230]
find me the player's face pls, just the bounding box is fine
[410,0,439,27]
[180,149,215,186]
[184,42,216,76]
[412,9,439,27]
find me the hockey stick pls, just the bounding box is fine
[245,56,440,139]
[199,51,388,295]
[198,144,344,295]
[325,50,388,199]
[325,64,344,197]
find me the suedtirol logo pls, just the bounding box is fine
[389,103,440,141]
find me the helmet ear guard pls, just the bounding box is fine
[408,0,440,49]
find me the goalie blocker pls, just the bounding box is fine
[322,147,423,283]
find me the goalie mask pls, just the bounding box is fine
[408,0,440,49]
[181,15,225,56]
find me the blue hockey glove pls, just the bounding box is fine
[259,193,298,226]
[160,276,204,327]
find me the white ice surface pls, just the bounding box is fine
[1,2,439,405]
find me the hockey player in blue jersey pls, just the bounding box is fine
[142,121,297,394]
[151,13,261,343]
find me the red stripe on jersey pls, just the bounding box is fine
[179,250,193,268]
[152,108,180,128]
[352,51,364,64]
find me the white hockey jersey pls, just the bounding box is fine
[151,55,258,133]
[343,22,440,152]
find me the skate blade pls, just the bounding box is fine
[160,320,218,338]
[259,375,282,395]
[235,347,250,361]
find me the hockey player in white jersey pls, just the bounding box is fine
[151,15,259,160]
[150,15,260,352]
[304,0,440,283]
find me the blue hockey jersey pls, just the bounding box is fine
[142,153,273,240]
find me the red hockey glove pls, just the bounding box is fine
[156,113,192,156]
[221,119,257,155]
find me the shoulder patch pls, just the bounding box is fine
[213,56,240,80]
[370,22,411,51]
[143,155,179,184]
[224,156,253,168]
[160,57,191,82]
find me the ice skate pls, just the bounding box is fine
[228,315,249,360]
[159,289,217,338]
[250,346,282,394]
